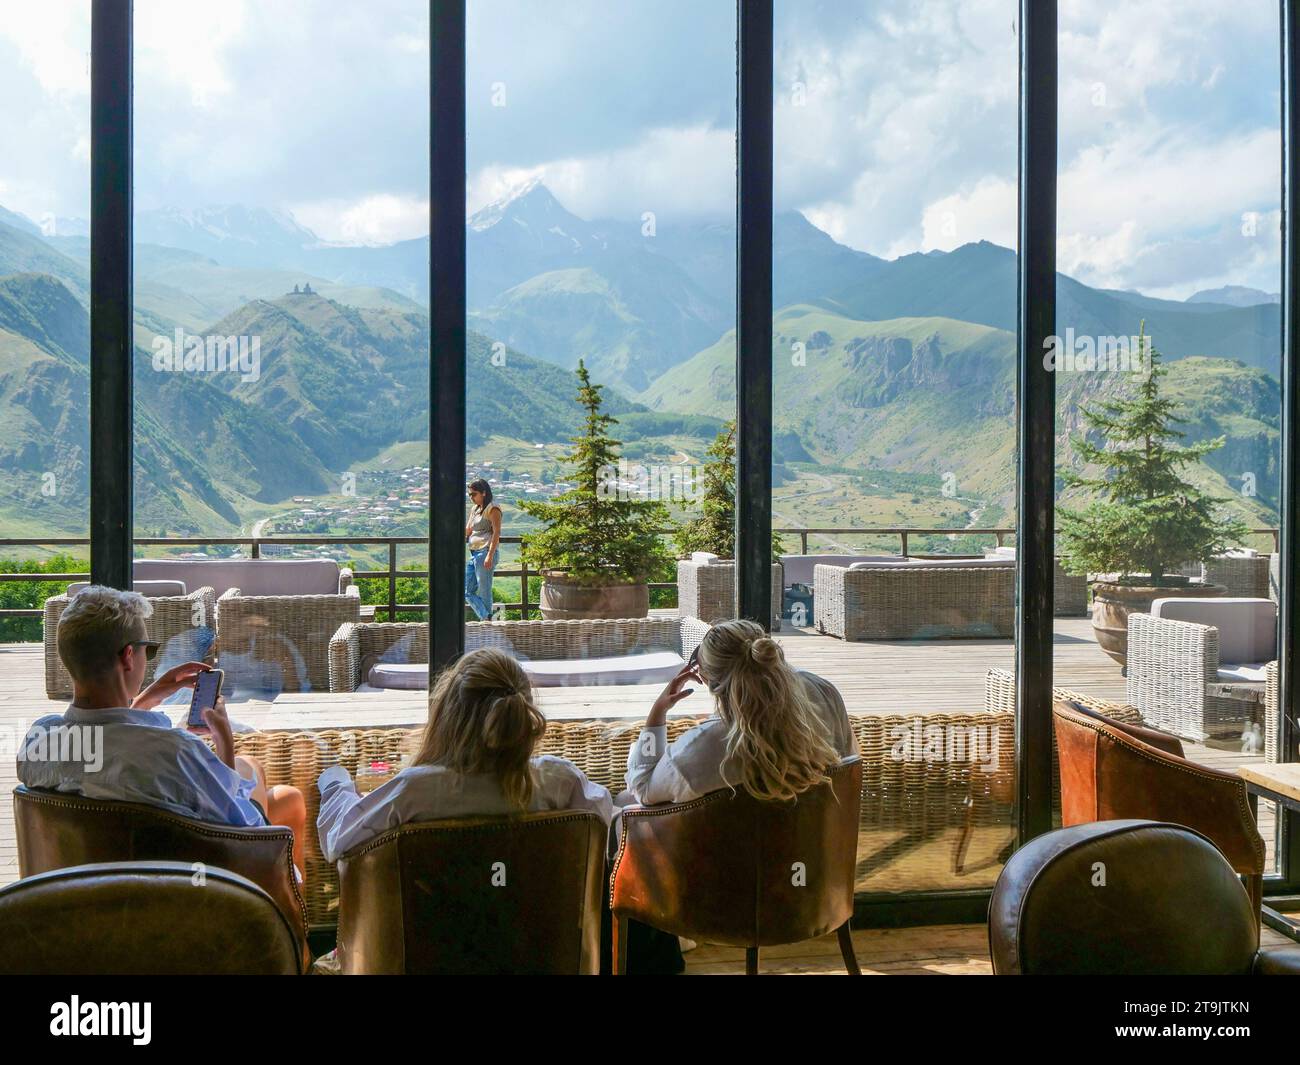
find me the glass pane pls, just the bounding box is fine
[773,0,1020,893]
[1055,2,1282,872]
[0,0,92,888]
[132,1,430,712]
[464,0,737,727]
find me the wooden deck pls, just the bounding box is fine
[0,616,1276,910]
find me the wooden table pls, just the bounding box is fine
[1238,762,1300,940]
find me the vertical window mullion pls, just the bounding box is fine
[1015,0,1058,845]
[429,0,468,670]
[736,0,774,629]
[89,0,133,589]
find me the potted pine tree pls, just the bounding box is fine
[674,420,784,627]
[1058,326,1247,665]
[520,361,673,620]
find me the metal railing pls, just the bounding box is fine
[0,525,1282,621]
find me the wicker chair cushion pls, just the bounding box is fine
[782,555,900,585]
[67,580,187,597]
[899,557,1013,568]
[1151,597,1276,664]
[368,651,688,691]
[134,558,343,597]
[689,552,723,563]
[1217,663,1271,684]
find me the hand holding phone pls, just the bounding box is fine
[187,668,224,730]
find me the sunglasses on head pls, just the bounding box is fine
[122,640,160,662]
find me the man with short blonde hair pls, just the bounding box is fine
[21,586,305,872]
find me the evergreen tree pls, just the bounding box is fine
[1058,324,1248,582]
[673,420,783,560]
[520,361,672,584]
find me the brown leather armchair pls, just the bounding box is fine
[612,757,863,975]
[14,785,309,968]
[0,861,302,975]
[1053,699,1265,923]
[336,810,607,974]
[989,820,1300,974]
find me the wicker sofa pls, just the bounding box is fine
[328,616,710,693]
[44,585,217,699]
[1125,598,1277,743]
[1179,551,1272,600]
[815,558,1015,640]
[983,547,1089,617]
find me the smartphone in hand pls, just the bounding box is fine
[187,668,224,729]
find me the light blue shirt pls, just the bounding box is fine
[18,705,265,827]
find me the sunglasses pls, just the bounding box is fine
[122,641,160,662]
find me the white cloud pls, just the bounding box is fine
[0,0,89,97]
[469,125,733,222]
[292,193,430,245]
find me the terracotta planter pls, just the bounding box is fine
[1091,578,1226,667]
[538,572,649,620]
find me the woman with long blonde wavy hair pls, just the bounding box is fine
[624,619,854,805]
[317,648,612,862]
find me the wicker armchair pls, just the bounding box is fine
[216,585,361,696]
[43,586,216,699]
[815,562,1014,640]
[328,615,711,693]
[676,559,783,629]
[1125,600,1276,742]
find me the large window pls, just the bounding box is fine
[772,0,1020,893]
[131,0,430,706]
[1055,0,1284,865]
[464,0,738,695]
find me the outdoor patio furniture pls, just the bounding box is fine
[676,555,783,629]
[216,585,362,696]
[14,784,309,969]
[327,616,710,693]
[1179,550,1272,599]
[1053,699,1265,924]
[815,558,1015,640]
[336,811,606,974]
[983,546,1088,617]
[131,557,355,598]
[43,584,216,699]
[1125,597,1277,742]
[983,668,1146,815]
[989,821,1297,975]
[611,757,862,975]
[0,861,304,976]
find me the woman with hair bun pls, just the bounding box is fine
[317,648,611,861]
[625,618,855,806]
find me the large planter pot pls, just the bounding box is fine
[538,572,649,620]
[1091,579,1226,667]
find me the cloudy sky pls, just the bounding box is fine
[0,0,1282,298]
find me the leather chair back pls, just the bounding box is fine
[612,757,862,946]
[336,810,607,974]
[989,820,1259,974]
[0,861,302,974]
[14,786,308,967]
[1052,701,1263,880]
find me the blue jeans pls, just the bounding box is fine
[465,546,495,620]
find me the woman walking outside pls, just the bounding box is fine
[465,478,502,620]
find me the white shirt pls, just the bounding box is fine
[625,670,856,805]
[17,705,264,827]
[316,755,614,862]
